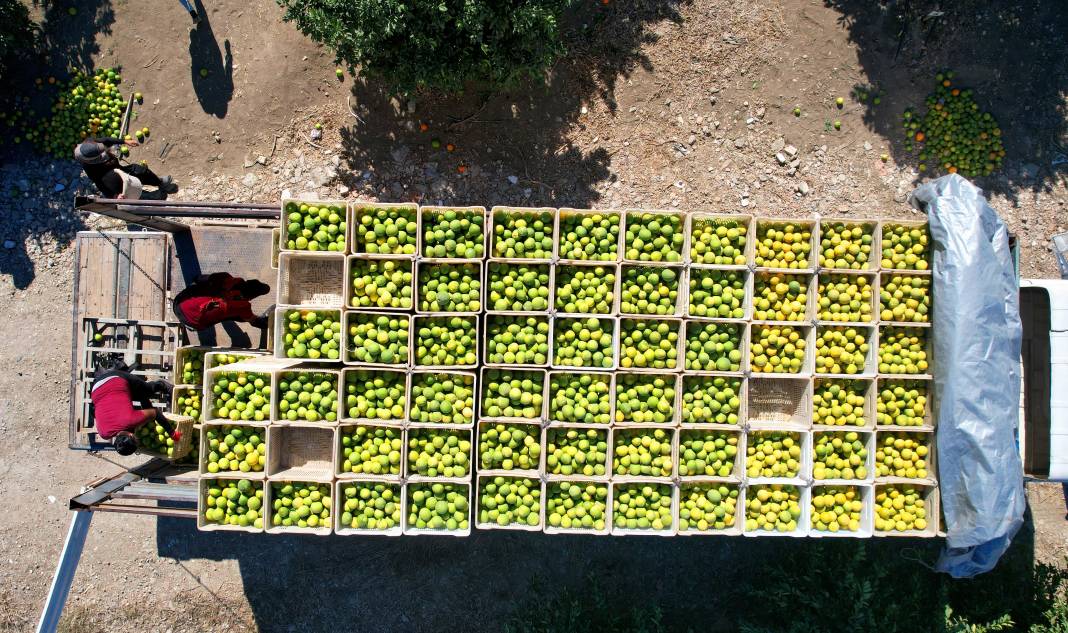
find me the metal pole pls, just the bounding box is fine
[36,511,93,633]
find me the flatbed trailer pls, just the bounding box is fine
[38,195,1058,633]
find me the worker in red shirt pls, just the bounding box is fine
[90,363,173,455]
[173,272,272,331]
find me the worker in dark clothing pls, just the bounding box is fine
[74,138,179,200]
[173,272,273,331]
[90,362,174,455]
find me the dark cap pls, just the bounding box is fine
[74,141,112,165]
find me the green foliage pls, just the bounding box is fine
[503,576,667,633]
[0,0,37,84]
[275,0,574,91]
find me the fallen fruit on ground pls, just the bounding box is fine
[339,425,402,476]
[684,321,742,371]
[813,431,869,480]
[271,481,331,529]
[620,266,681,315]
[620,318,680,370]
[407,428,472,477]
[481,370,545,419]
[819,222,873,269]
[422,207,484,258]
[815,327,870,375]
[202,479,264,529]
[283,309,342,360]
[339,482,401,531]
[492,209,554,259]
[876,381,928,427]
[487,262,550,311]
[613,428,673,476]
[408,482,469,531]
[555,265,616,314]
[210,371,272,422]
[746,431,802,478]
[344,369,406,420]
[679,430,740,477]
[690,218,747,265]
[688,269,747,318]
[203,425,265,474]
[479,476,541,527]
[418,263,481,312]
[614,483,673,531]
[283,201,346,252]
[553,317,615,368]
[878,327,928,374]
[353,205,418,255]
[414,316,477,366]
[902,73,1004,178]
[486,315,550,365]
[558,211,620,261]
[624,212,684,262]
[818,274,873,323]
[277,371,338,422]
[813,380,868,427]
[348,313,409,365]
[681,376,742,425]
[546,427,608,476]
[875,432,930,479]
[875,484,928,532]
[349,259,413,310]
[679,483,738,532]
[745,484,801,532]
[615,374,675,424]
[750,325,807,373]
[754,222,812,269]
[549,372,612,424]
[546,482,608,531]
[811,486,863,532]
[881,224,930,270]
[880,274,931,323]
[409,372,475,425]
[479,423,541,470]
[753,273,809,321]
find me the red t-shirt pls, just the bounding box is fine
[91,377,147,439]
[175,295,256,330]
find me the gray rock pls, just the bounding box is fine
[390,145,410,164]
[241,173,258,187]
[310,128,323,141]
[54,183,65,192]
[775,152,788,166]
[3,240,15,249]
[797,181,810,196]
[507,175,519,185]
[771,137,785,152]
[256,155,267,165]
[1021,163,1040,180]
[863,141,872,152]
[734,137,747,149]
[784,145,798,157]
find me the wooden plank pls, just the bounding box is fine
[126,237,168,321]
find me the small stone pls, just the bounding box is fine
[687,134,697,146]
[337,184,350,195]
[756,107,766,118]
[243,158,255,168]
[797,181,810,196]
[54,183,65,192]
[580,105,589,115]
[507,175,519,185]
[734,137,747,149]
[3,240,15,249]
[775,152,788,166]
[256,155,267,165]
[310,128,322,141]
[1021,163,1039,180]
[771,137,785,152]
[784,145,798,157]
[241,173,257,187]
[863,141,872,152]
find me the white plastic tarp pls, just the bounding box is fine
[909,174,1025,578]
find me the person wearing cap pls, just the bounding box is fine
[74,138,179,200]
[173,272,273,331]
[90,363,174,455]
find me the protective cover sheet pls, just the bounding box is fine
[910,174,1025,578]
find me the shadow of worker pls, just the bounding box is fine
[188,0,233,118]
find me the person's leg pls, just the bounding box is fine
[178,0,200,23]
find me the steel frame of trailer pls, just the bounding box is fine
[40,198,277,633]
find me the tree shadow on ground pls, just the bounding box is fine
[826,0,1068,207]
[338,1,690,209]
[188,0,233,119]
[34,0,115,73]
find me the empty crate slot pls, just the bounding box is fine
[267,425,334,479]
[748,378,811,426]
[278,254,345,306]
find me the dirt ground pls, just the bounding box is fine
[0,0,1067,631]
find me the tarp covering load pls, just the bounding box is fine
[910,175,1025,578]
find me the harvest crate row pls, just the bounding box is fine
[193,360,932,430]
[270,306,932,378]
[280,200,931,275]
[198,475,938,538]
[277,253,931,325]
